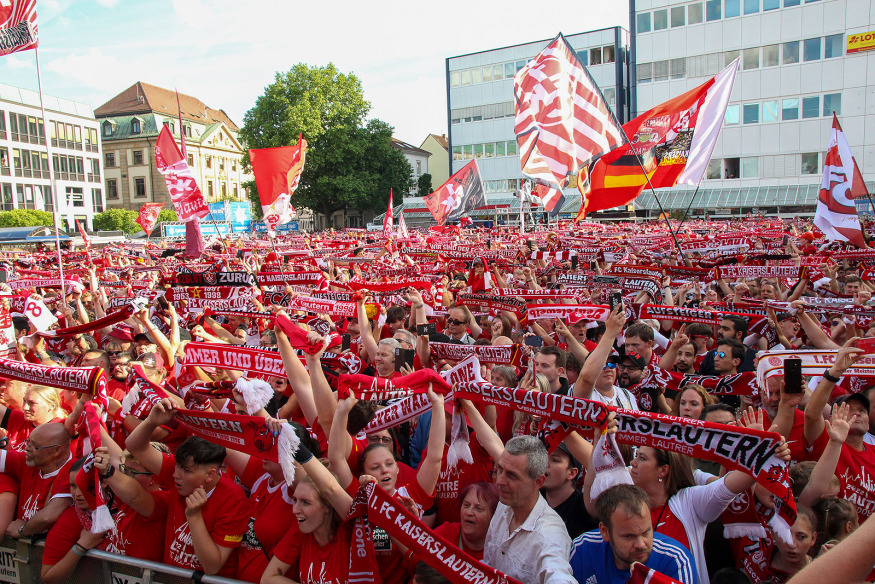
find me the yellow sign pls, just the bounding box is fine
[847,31,875,54]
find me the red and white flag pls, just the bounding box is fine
[154,126,209,222]
[76,220,90,251]
[249,135,307,233]
[626,562,683,584]
[396,210,409,238]
[814,114,869,248]
[514,33,625,214]
[0,0,38,57]
[382,189,394,239]
[423,160,486,225]
[135,202,164,235]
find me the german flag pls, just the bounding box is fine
[576,146,657,219]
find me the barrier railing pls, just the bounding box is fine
[0,535,247,584]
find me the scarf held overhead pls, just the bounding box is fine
[0,356,106,395]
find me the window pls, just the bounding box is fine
[92,189,103,213]
[603,88,617,107]
[724,158,740,179]
[653,9,668,29]
[484,143,494,158]
[707,159,722,179]
[671,6,686,26]
[134,177,146,198]
[482,66,492,83]
[495,141,506,157]
[473,144,484,158]
[504,63,515,78]
[471,68,482,84]
[460,70,471,85]
[102,121,112,137]
[463,145,473,159]
[453,146,462,161]
[725,104,740,124]
[105,152,115,167]
[233,184,238,199]
[707,0,722,19]
[207,180,214,198]
[803,37,821,61]
[206,155,212,169]
[637,12,651,33]
[107,179,118,200]
[132,150,143,165]
[184,125,192,138]
[506,141,518,156]
[802,96,820,118]
[742,157,759,178]
[784,0,800,5]
[783,41,800,64]
[763,44,779,67]
[782,98,799,119]
[188,154,194,166]
[764,0,779,9]
[824,34,843,59]
[450,72,460,88]
[493,64,503,80]
[131,119,141,134]
[762,100,779,122]
[688,3,704,23]
[725,0,740,18]
[231,160,237,172]
[67,187,84,208]
[801,153,818,174]
[670,58,686,78]
[590,47,602,65]
[221,183,227,199]
[653,60,669,81]
[744,0,759,14]
[163,121,175,134]
[723,50,740,67]
[637,62,653,83]
[743,48,759,69]
[603,45,615,64]
[743,103,759,124]
[516,61,526,72]
[823,93,841,116]
[219,158,225,171]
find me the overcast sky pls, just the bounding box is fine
[0,0,629,145]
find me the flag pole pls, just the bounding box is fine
[33,47,66,290]
[675,183,702,231]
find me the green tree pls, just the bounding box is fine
[0,209,54,228]
[240,63,412,218]
[93,208,142,234]
[418,173,433,196]
[157,209,177,223]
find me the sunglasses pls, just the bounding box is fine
[717,351,729,358]
[831,321,842,327]
[603,363,618,370]
[107,351,125,356]
[447,318,467,326]
[119,464,152,477]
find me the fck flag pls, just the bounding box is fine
[76,220,90,251]
[136,202,165,235]
[514,33,625,214]
[424,159,486,225]
[155,126,209,222]
[0,0,38,57]
[249,135,307,233]
[382,189,394,239]
[814,114,870,248]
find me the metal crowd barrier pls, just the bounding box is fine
[0,535,247,584]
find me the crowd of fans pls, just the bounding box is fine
[0,218,873,584]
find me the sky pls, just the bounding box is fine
[0,0,629,145]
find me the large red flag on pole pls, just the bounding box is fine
[154,126,209,222]
[814,114,870,248]
[249,136,307,232]
[382,189,394,239]
[514,33,626,215]
[423,160,486,225]
[0,0,38,57]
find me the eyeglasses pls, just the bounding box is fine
[716,351,728,358]
[617,364,642,371]
[24,441,58,451]
[603,363,618,370]
[119,464,152,477]
[367,436,393,445]
[447,318,467,326]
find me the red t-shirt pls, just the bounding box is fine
[825,442,875,522]
[422,435,493,526]
[763,408,828,464]
[0,449,72,521]
[273,521,354,584]
[432,522,484,561]
[106,379,128,402]
[235,459,298,583]
[43,506,115,565]
[651,502,690,550]
[2,409,63,451]
[156,453,251,577]
[111,491,172,561]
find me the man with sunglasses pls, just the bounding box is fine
[444,306,479,345]
[573,307,639,410]
[697,316,756,376]
[712,339,745,376]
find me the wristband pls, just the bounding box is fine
[823,369,841,383]
[293,442,313,465]
[99,465,116,480]
[17,521,26,536]
[73,544,88,556]
[414,303,425,310]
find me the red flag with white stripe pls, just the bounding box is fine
[382,189,394,239]
[396,211,409,238]
[514,33,625,214]
[76,220,90,251]
[626,562,683,584]
[814,114,869,248]
[0,0,38,57]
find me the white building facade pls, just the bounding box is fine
[0,83,104,230]
[631,0,875,218]
[439,28,631,222]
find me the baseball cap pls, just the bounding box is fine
[139,351,165,371]
[621,351,647,370]
[556,443,582,472]
[835,393,871,412]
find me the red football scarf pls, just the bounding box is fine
[456,293,527,321]
[273,314,329,355]
[525,304,612,324]
[363,482,523,584]
[632,366,760,397]
[0,356,107,395]
[626,562,682,584]
[79,402,114,533]
[256,271,326,287]
[337,369,451,400]
[34,303,138,338]
[184,342,286,378]
[346,484,383,584]
[637,304,766,327]
[491,288,588,302]
[130,365,300,484]
[715,264,806,280]
[429,342,526,367]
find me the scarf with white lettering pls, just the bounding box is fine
[130,364,300,484]
[456,293,527,321]
[336,369,451,400]
[429,343,526,367]
[78,403,114,533]
[631,366,760,397]
[0,356,107,395]
[184,342,287,378]
[715,264,806,280]
[346,483,383,584]
[525,304,612,324]
[756,349,875,393]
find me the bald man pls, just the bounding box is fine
[0,422,73,538]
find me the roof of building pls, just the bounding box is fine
[0,226,70,244]
[424,134,449,150]
[447,27,626,60]
[0,83,95,119]
[391,138,431,156]
[94,82,238,130]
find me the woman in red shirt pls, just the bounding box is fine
[432,481,498,562]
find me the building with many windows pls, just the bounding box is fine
[0,83,105,230]
[95,82,250,212]
[631,0,875,218]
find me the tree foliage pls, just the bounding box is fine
[93,209,142,234]
[418,173,433,196]
[240,63,413,218]
[0,209,54,228]
[157,209,177,223]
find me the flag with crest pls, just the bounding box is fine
[424,160,486,225]
[0,0,38,57]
